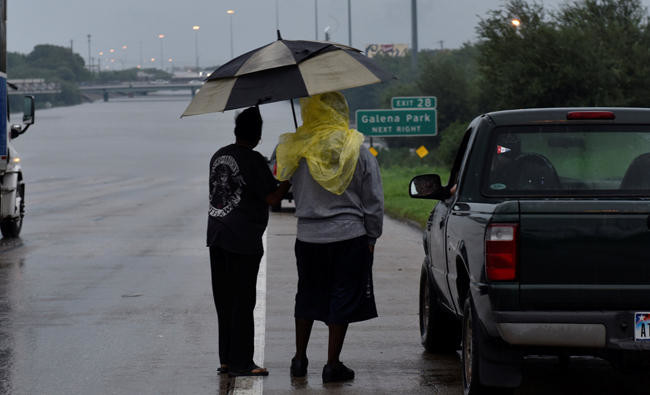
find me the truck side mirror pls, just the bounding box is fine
[9,96,36,139]
[23,96,35,125]
[409,174,449,200]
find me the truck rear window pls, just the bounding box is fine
[483,125,650,196]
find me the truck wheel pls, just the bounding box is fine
[461,295,485,394]
[462,296,514,394]
[462,295,519,394]
[0,182,24,238]
[419,265,460,352]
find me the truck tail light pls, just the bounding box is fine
[485,224,518,281]
[273,162,278,176]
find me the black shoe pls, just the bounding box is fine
[322,362,354,383]
[290,357,308,377]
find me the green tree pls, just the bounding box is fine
[8,45,90,107]
[372,47,479,150]
[7,52,27,71]
[7,45,174,108]
[416,45,480,131]
[26,44,91,82]
[343,53,413,116]
[476,0,650,109]
[476,0,560,109]
[556,0,650,106]
[435,121,468,167]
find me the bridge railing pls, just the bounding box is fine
[8,78,62,95]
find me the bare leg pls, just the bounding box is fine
[327,323,349,365]
[294,318,314,360]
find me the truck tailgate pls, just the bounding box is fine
[519,200,650,310]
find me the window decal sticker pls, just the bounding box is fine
[497,145,511,154]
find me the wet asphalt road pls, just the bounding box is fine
[262,211,462,395]
[1,96,649,394]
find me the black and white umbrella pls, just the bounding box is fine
[181,33,394,120]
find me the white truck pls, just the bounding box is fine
[1,0,35,238]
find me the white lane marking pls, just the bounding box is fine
[232,230,267,395]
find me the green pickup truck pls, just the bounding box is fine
[409,108,650,393]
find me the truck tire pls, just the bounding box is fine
[0,182,24,238]
[419,265,460,352]
[461,295,486,394]
[461,295,515,394]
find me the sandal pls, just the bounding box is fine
[228,364,269,377]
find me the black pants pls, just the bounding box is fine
[209,245,262,371]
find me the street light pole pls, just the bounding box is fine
[108,48,115,70]
[158,34,165,71]
[314,0,318,40]
[139,41,143,69]
[121,45,127,70]
[411,0,418,71]
[193,25,200,72]
[227,10,235,59]
[348,0,352,46]
[87,34,92,72]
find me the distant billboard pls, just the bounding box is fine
[365,44,408,58]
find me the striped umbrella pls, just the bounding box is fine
[181,33,394,120]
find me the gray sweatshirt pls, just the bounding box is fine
[291,148,384,244]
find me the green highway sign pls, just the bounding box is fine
[391,96,437,109]
[356,109,438,137]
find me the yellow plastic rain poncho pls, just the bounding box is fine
[276,92,365,195]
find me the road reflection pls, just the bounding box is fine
[0,242,24,395]
[0,238,22,253]
[418,352,462,392]
[216,375,233,394]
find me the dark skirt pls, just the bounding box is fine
[294,235,378,324]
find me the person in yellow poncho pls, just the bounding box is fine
[276,92,384,383]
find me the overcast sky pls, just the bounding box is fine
[7,0,647,71]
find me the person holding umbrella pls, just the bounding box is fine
[208,106,290,377]
[276,92,384,383]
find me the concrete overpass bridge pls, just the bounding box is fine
[79,81,203,101]
[8,79,62,95]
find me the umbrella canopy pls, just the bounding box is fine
[181,37,394,117]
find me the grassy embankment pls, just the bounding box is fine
[380,165,450,228]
